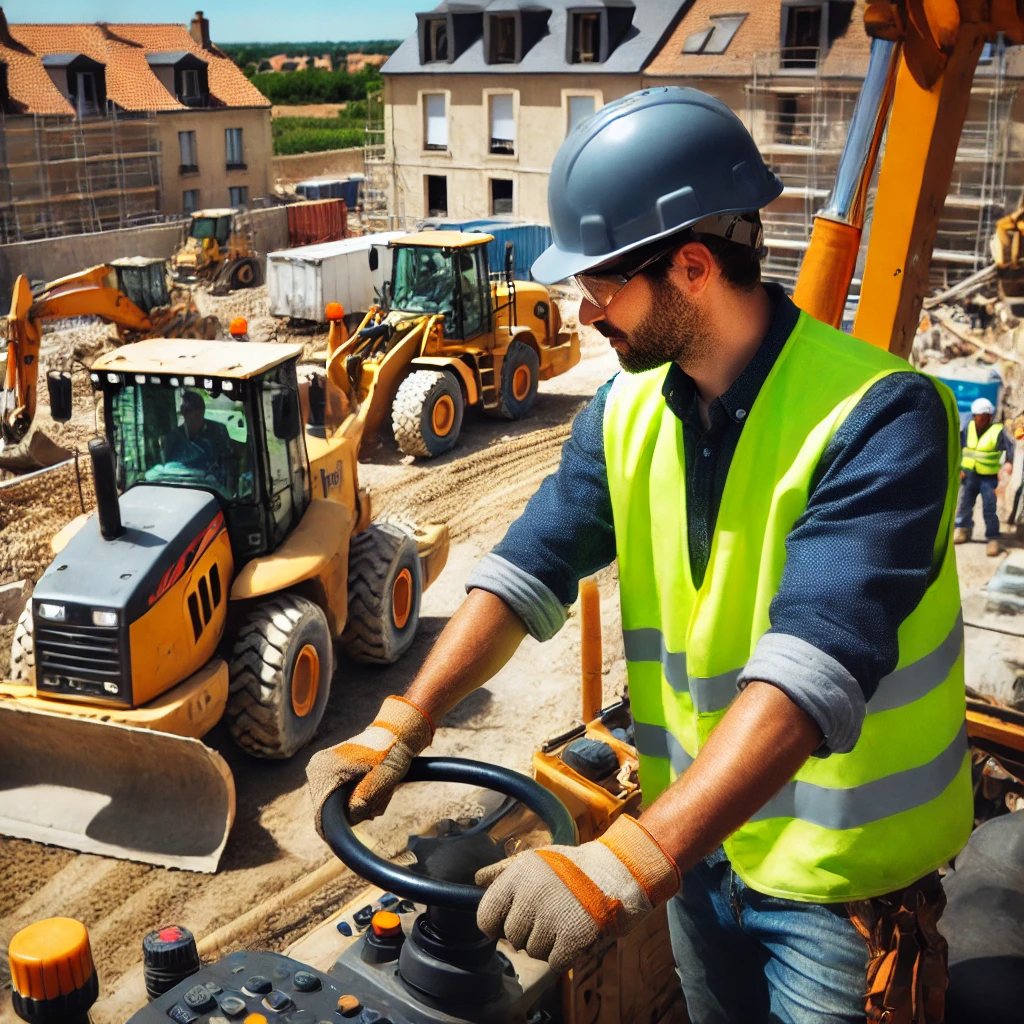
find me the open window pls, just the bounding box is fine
[426,18,449,61]
[572,12,600,63]
[489,14,517,63]
[781,4,823,69]
[566,2,635,65]
[42,54,107,118]
[417,6,484,65]
[491,178,513,216]
[682,14,747,55]
[426,175,448,217]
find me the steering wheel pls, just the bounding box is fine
[321,757,577,912]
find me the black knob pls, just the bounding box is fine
[244,975,272,995]
[182,985,216,1012]
[142,925,200,999]
[293,971,321,992]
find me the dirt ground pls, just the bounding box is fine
[0,293,626,1024]
[0,287,1020,1023]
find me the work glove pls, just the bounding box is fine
[306,694,434,836]
[475,814,680,973]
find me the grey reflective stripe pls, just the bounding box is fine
[867,612,964,715]
[623,628,688,693]
[632,721,694,776]
[749,721,969,830]
[691,669,741,713]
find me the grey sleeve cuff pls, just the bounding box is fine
[737,633,866,756]
[466,553,569,642]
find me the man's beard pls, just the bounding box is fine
[595,275,712,374]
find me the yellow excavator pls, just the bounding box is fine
[1,258,218,472]
[0,310,449,873]
[171,208,261,294]
[345,230,579,458]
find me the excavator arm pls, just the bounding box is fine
[794,0,1024,356]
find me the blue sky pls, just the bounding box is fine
[0,0,425,42]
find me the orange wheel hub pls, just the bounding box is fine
[392,567,413,629]
[291,644,320,717]
[431,394,455,437]
[512,364,532,402]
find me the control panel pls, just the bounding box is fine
[126,950,393,1024]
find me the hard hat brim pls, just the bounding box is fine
[530,198,780,286]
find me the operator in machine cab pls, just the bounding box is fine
[954,396,1015,556]
[161,390,232,475]
[308,87,971,1023]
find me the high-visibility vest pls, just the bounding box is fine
[604,311,973,903]
[962,420,1004,475]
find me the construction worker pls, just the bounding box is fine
[955,396,1015,556]
[307,88,972,1023]
[161,390,231,477]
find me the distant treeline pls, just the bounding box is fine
[219,41,401,67]
[250,66,383,105]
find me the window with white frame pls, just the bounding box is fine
[490,94,515,155]
[425,94,448,151]
[567,95,595,135]
[225,128,245,169]
[178,130,198,172]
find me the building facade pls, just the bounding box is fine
[0,9,272,241]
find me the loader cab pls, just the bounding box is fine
[388,232,494,341]
[109,257,172,315]
[188,209,234,247]
[93,342,311,564]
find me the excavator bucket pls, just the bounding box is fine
[0,703,236,872]
[0,428,73,473]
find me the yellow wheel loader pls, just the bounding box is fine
[341,230,579,459]
[0,258,218,473]
[172,208,261,295]
[0,329,449,872]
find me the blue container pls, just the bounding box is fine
[471,224,553,281]
[931,369,1002,428]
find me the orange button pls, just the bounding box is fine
[244,1015,267,1024]
[371,910,402,937]
[337,994,362,1016]
[8,918,94,1001]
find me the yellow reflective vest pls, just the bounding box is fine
[604,310,973,903]
[962,420,1004,475]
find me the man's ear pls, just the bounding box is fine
[667,242,716,295]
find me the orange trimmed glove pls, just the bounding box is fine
[474,814,680,973]
[306,695,434,835]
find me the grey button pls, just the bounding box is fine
[702,447,712,458]
[736,409,747,420]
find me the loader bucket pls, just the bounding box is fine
[0,704,236,872]
[0,429,73,473]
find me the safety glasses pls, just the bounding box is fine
[573,246,677,309]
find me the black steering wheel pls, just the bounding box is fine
[320,757,577,912]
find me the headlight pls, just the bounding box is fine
[102,681,119,695]
[92,609,118,627]
[38,603,66,620]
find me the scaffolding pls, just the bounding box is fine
[0,108,162,243]
[747,45,1024,300]
[362,88,403,232]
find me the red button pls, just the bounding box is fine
[371,911,402,938]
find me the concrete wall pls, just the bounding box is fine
[158,107,274,216]
[384,73,641,223]
[0,206,288,296]
[272,147,364,187]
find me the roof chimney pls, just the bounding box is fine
[190,10,211,50]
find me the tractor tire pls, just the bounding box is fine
[392,370,464,458]
[341,523,422,665]
[9,601,33,682]
[230,258,261,290]
[491,340,539,420]
[226,593,333,759]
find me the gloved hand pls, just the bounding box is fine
[475,814,680,973]
[306,694,434,836]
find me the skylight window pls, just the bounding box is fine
[682,13,747,55]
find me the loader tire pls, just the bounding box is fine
[226,594,333,759]
[230,258,261,290]
[392,370,463,458]
[341,523,422,665]
[491,340,539,420]
[9,601,33,682]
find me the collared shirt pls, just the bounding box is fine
[467,285,952,756]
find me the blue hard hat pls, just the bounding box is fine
[532,87,784,285]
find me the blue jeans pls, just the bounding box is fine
[956,469,1000,539]
[667,848,868,1024]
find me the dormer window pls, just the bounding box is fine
[182,69,201,100]
[146,52,209,107]
[426,18,449,61]
[42,54,107,118]
[781,3,825,69]
[490,14,516,62]
[572,13,599,63]
[682,13,747,55]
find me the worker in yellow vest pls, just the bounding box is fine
[954,396,1014,556]
[307,88,972,1023]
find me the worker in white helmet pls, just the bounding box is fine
[954,396,1015,555]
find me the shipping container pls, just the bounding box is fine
[287,199,348,247]
[295,176,363,209]
[419,219,553,281]
[266,231,404,322]
[930,361,1004,428]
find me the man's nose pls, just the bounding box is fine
[578,296,603,326]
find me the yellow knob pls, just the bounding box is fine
[8,917,94,1001]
